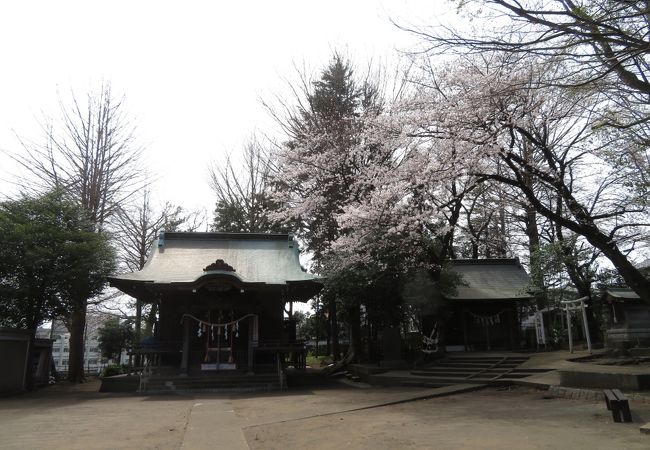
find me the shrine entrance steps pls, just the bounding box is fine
[410,355,552,386]
[139,370,285,394]
[363,354,553,388]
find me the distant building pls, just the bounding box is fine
[602,261,650,349]
[1,328,53,392]
[42,312,127,375]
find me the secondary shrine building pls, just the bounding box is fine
[444,259,533,351]
[108,232,323,375]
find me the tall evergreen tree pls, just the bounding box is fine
[0,189,115,387]
[272,54,386,361]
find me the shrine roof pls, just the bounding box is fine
[603,288,641,302]
[108,232,321,287]
[448,258,532,301]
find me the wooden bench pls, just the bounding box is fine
[603,389,632,423]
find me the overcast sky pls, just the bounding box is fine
[0,0,454,220]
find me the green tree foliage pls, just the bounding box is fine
[0,190,115,388]
[303,310,327,342]
[209,137,286,233]
[97,317,134,362]
[0,190,115,331]
[291,311,310,340]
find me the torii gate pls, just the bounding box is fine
[561,296,592,354]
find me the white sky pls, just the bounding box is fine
[0,0,453,217]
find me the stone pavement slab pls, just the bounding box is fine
[181,400,248,450]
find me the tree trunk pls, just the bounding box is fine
[588,233,650,304]
[144,301,158,337]
[490,169,650,305]
[347,304,362,363]
[66,301,87,383]
[525,208,546,305]
[24,325,37,391]
[329,298,340,361]
[520,141,545,300]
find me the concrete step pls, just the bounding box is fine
[445,357,528,362]
[141,373,283,393]
[416,367,491,373]
[407,376,494,385]
[411,371,477,378]
[146,378,279,387]
[409,355,538,385]
[418,366,514,373]
[440,362,527,368]
[510,368,553,374]
[402,381,456,388]
[435,362,521,368]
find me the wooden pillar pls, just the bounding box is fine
[508,307,515,350]
[247,315,257,375]
[180,316,190,375]
[461,306,469,350]
[485,325,491,351]
[134,298,142,367]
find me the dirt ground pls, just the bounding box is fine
[241,386,650,450]
[1,381,649,450]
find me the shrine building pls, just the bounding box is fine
[444,259,533,351]
[108,232,323,383]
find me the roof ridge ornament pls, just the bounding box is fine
[203,259,236,272]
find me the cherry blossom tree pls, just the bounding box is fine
[364,53,650,303]
[412,1,650,110]
[271,54,395,361]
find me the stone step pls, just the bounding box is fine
[412,370,477,378]
[141,373,284,393]
[413,367,513,374]
[424,365,516,372]
[145,378,279,387]
[405,376,494,385]
[146,375,279,383]
[401,381,456,388]
[144,384,282,394]
[409,355,539,385]
[435,362,521,368]
[445,357,528,362]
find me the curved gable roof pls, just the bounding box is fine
[109,232,321,286]
[448,259,532,301]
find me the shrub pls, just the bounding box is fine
[101,364,123,378]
